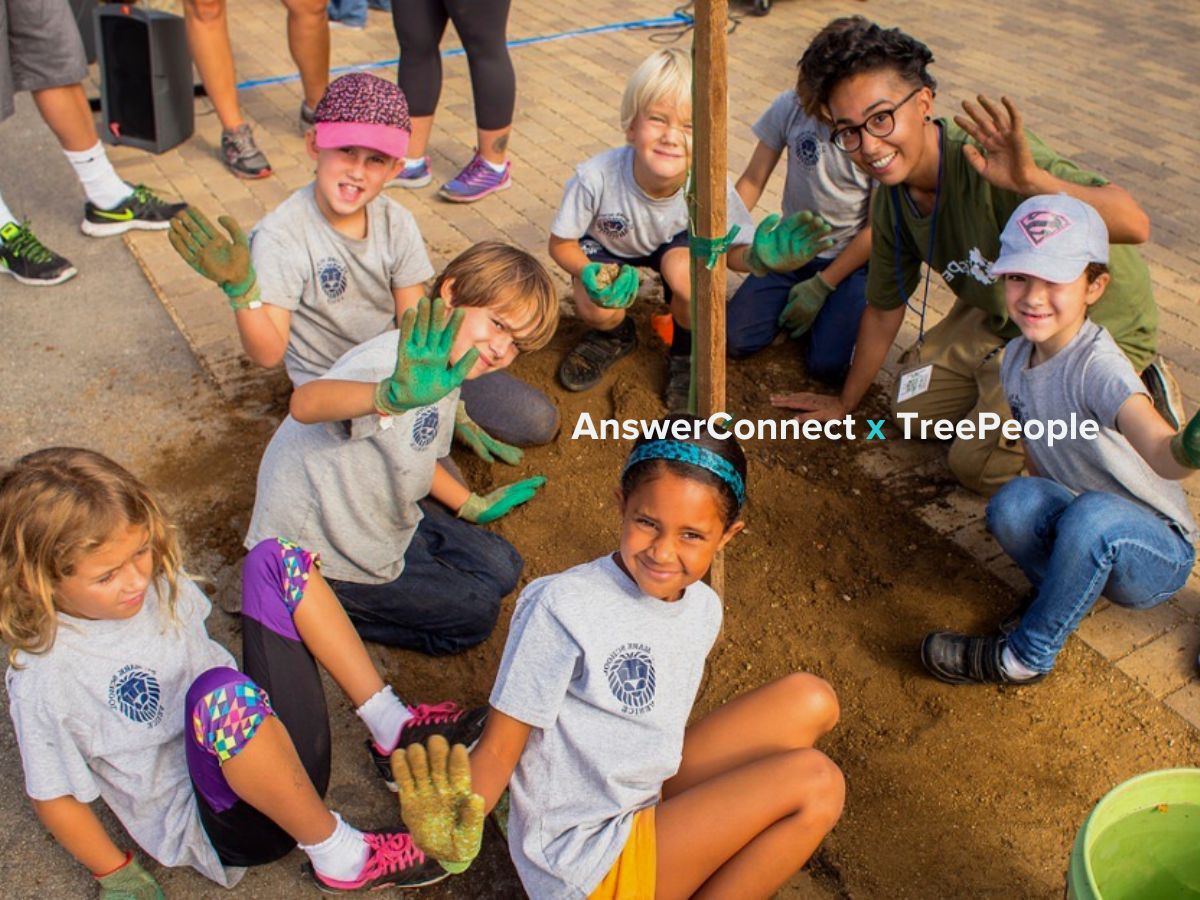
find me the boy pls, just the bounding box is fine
[549,48,834,412]
[921,195,1199,685]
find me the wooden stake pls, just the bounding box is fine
[690,0,728,596]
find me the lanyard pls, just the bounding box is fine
[891,123,943,346]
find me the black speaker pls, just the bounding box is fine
[95,4,194,154]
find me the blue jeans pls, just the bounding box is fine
[725,257,868,384]
[987,477,1195,673]
[327,0,366,26]
[326,500,522,655]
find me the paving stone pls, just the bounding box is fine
[1164,680,1200,732]
[1116,626,1200,700]
[1074,602,1187,662]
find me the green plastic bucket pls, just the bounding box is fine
[1066,768,1200,899]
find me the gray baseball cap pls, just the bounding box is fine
[992,193,1109,283]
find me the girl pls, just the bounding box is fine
[771,16,1167,497]
[922,195,1199,684]
[0,448,487,895]
[246,242,558,655]
[399,417,845,897]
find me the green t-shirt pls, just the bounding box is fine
[867,119,1157,371]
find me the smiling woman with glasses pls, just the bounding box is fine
[769,14,1163,503]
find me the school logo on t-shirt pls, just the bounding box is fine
[604,643,656,715]
[794,131,822,167]
[411,405,440,451]
[108,664,164,727]
[317,257,349,302]
[1008,394,1027,426]
[596,214,631,239]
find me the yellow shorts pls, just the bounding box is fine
[588,806,657,900]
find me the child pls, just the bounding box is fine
[0,448,488,895]
[922,195,1199,684]
[246,245,558,654]
[728,54,873,384]
[772,17,1172,497]
[169,72,556,450]
[396,416,846,896]
[550,49,833,412]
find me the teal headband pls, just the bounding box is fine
[623,440,746,509]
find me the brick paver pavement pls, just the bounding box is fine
[100,0,1200,724]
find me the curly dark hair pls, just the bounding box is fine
[796,16,937,120]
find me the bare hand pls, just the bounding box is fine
[770,391,848,423]
[953,95,1040,195]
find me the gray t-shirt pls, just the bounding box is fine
[7,578,241,887]
[250,184,435,386]
[1002,319,1197,539]
[490,554,722,898]
[550,146,754,259]
[245,330,457,583]
[752,91,872,258]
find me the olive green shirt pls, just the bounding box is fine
[867,120,1156,370]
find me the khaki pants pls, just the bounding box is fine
[891,300,1024,496]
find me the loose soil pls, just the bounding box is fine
[145,303,1200,900]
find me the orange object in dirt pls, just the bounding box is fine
[650,312,674,346]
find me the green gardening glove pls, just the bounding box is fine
[580,262,640,309]
[1169,408,1200,468]
[96,855,164,900]
[168,208,259,310]
[779,273,834,338]
[392,736,485,875]
[744,211,834,277]
[454,401,523,465]
[457,476,547,524]
[375,297,480,416]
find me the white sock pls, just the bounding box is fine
[481,156,506,173]
[298,812,369,881]
[356,685,412,752]
[403,156,426,168]
[63,142,132,210]
[1001,645,1039,681]
[0,189,16,229]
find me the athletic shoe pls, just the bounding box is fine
[81,185,188,237]
[366,702,488,792]
[920,632,1046,685]
[1142,356,1185,431]
[305,828,449,892]
[438,152,511,203]
[300,101,317,134]
[559,319,638,392]
[0,221,77,286]
[387,156,432,189]
[664,354,691,413]
[221,124,272,179]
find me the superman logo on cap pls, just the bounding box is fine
[1018,210,1073,246]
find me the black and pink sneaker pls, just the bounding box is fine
[437,153,511,203]
[306,829,448,893]
[366,702,488,791]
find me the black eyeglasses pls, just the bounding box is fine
[830,87,922,153]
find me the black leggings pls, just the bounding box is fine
[392,0,515,130]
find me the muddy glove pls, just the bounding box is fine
[779,273,834,338]
[168,208,259,310]
[581,262,640,309]
[454,401,523,465]
[457,476,547,524]
[1170,409,1200,468]
[744,211,834,277]
[375,297,479,416]
[97,854,164,900]
[392,736,485,875]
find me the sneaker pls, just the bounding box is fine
[387,156,432,189]
[664,354,691,413]
[221,124,272,180]
[559,320,638,392]
[328,17,366,29]
[81,185,188,237]
[305,828,449,892]
[438,152,511,203]
[366,702,488,792]
[0,221,77,286]
[920,631,1046,685]
[1142,356,1185,431]
[300,101,317,134]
